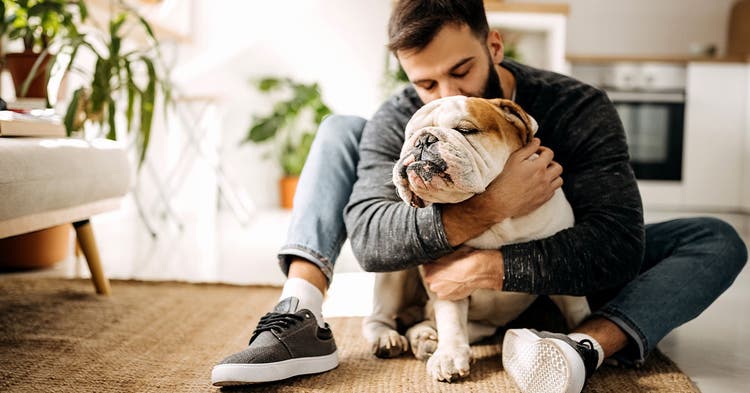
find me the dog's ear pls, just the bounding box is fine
[488,98,538,144]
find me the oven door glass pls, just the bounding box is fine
[613,98,684,181]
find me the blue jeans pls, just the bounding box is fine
[278,115,749,365]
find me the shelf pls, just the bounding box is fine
[567,53,750,65]
[484,1,569,15]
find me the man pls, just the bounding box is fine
[212,1,748,392]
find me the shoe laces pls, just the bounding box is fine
[578,338,595,350]
[249,312,305,344]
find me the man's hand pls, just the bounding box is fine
[442,138,563,246]
[483,138,563,220]
[422,246,504,301]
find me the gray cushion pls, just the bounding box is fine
[0,137,131,222]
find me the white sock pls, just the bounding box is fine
[568,333,605,368]
[279,277,325,328]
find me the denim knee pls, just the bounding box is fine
[694,217,748,276]
[315,115,366,154]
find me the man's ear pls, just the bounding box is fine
[486,30,504,64]
[488,98,538,144]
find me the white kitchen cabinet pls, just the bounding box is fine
[682,62,748,210]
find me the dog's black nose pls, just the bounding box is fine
[415,133,438,148]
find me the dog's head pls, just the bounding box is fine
[393,96,538,208]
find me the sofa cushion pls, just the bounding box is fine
[0,138,131,223]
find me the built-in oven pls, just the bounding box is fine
[608,90,685,180]
[571,62,688,181]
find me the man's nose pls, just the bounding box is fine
[439,82,461,98]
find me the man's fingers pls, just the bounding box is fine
[536,146,554,165]
[512,138,541,162]
[547,161,563,178]
[551,176,563,190]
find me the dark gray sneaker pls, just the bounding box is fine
[211,297,338,386]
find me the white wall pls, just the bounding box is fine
[507,0,737,57]
[165,0,393,208]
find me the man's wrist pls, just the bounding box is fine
[488,249,505,291]
[472,249,505,291]
[466,190,508,223]
[442,193,508,247]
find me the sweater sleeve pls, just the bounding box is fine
[501,91,645,295]
[344,95,455,272]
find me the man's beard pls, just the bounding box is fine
[482,61,504,99]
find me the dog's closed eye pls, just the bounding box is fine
[454,121,479,135]
[454,127,479,134]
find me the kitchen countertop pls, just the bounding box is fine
[567,53,750,64]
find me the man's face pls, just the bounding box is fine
[397,23,504,104]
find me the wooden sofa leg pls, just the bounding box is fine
[73,219,112,295]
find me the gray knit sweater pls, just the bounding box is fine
[343,60,645,296]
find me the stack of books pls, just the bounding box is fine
[0,98,66,138]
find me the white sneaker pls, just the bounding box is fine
[502,328,599,393]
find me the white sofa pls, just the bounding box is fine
[0,137,131,294]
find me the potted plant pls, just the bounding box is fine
[0,2,168,271]
[0,0,87,98]
[57,7,170,167]
[243,78,331,209]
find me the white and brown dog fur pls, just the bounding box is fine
[362,96,591,382]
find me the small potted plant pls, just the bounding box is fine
[243,77,331,209]
[0,0,87,98]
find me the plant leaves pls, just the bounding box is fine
[245,114,283,143]
[76,0,88,21]
[109,12,127,37]
[0,2,5,36]
[63,87,84,135]
[244,78,331,176]
[138,55,157,168]
[136,15,157,44]
[89,56,110,117]
[124,60,137,133]
[107,98,116,140]
[257,77,280,92]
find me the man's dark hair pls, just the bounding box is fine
[388,0,490,54]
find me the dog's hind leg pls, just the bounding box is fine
[406,319,438,360]
[467,321,498,344]
[549,295,591,330]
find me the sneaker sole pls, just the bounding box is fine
[211,350,339,386]
[502,329,585,393]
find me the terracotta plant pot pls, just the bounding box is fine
[3,51,51,99]
[0,224,72,270]
[279,176,299,210]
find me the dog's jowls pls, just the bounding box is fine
[362,96,591,382]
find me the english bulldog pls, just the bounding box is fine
[362,96,591,382]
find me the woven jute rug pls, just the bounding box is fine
[0,278,699,392]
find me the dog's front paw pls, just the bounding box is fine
[426,345,472,382]
[373,330,409,358]
[406,322,438,360]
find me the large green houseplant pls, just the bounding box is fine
[0,0,87,98]
[243,77,331,208]
[58,6,170,167]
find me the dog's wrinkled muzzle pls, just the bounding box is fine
[397,131,456,208]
